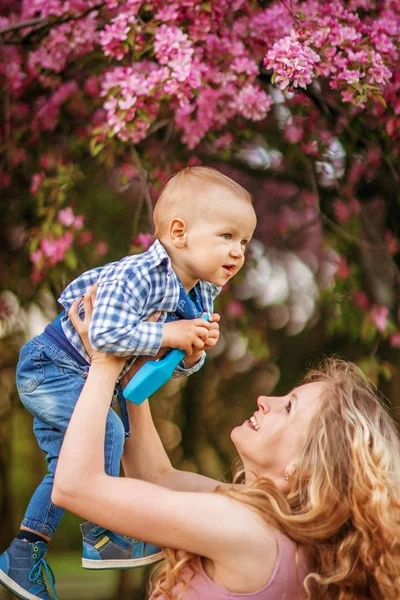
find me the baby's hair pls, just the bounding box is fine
[153,166,252,237]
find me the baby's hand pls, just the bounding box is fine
[203,313,220,351]
[183,313,220,367]
[162,318,211,356]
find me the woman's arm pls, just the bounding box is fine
[52,299,265,562]
[122,399,228,492]
[120,317,229,491]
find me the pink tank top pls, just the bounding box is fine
[153,529,310,600]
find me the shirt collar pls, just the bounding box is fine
[146,239,221,310]
[144,239,172,270]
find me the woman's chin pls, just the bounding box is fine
[230,425,242,446]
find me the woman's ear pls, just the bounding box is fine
[284,461,297,483]
[169,218,187,248]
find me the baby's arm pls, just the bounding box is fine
[88,278,164,356]
[88,277,213,360]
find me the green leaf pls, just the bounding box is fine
[63,250,78,270]
[374,94,387,107]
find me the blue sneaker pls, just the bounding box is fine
[81,522,164,569]
[0,538,57,600]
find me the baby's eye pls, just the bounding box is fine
[241,239,248,246]
[222,233,232,240]
[285,400,292,414]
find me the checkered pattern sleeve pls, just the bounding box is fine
[173,351,206,378]
[88,273,164,356]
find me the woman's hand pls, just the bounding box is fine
[68,285,125,372]
[69,284,166,383]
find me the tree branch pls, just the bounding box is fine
[130,147,154,231]
[0,3,106,44]
[0,17,48,35]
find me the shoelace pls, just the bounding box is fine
[29,547,58,600]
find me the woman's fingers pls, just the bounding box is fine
[83,292,93,323]
[82,284,98,323]
[147,310,162,323]
[68,298,83,330]
[87,283,98,309]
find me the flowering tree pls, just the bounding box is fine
[1,0,399,371]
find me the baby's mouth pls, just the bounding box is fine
[223,264,235,275]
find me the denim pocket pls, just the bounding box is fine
[16,342,45,394]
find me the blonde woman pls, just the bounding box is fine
[53,294,400,600]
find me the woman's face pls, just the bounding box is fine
[230,381,324,484]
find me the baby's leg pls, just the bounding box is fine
[17,336,124,537]
[0,337,126,600]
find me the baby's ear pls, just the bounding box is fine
[169,218,187,248]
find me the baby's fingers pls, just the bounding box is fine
[208,312,221,323]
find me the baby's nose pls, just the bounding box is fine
[230,244,244,257]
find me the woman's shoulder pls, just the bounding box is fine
[184,529,310,599]
[199,519,306,595]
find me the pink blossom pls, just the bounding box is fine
[58,207,76,227]
[215,132,234,150]
[79,231,93,245]
[384,230,399,255]
[154,25,194,82]
[96,241,109,257]
[39,232,74,266]
[73,215,84,230]
[231,84,272,121]
[370,305,389,332]
[226,300,245,318]
[333,199,352,224]
[155,5,179,22]
[264,31,321,90]
[100,11,138,60]
[30,172,45,195]
[352,291,369,310]
[84,76,100,97]
[335,256,351,280]
[135,233,153,250]
[301,140,319,155]
[31,269,43,285]
[333,198,360,224]
[30,249,43,266]
[58,207,84,229]
[28,16,97,81]
[389,332,400,348]
[284,121,304,144]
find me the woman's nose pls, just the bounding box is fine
[257,396,270,412]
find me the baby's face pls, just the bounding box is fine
[182,189,257,287]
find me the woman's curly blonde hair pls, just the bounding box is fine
[149,357,400,599]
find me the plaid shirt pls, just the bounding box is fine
[59,240,221,379]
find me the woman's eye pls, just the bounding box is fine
[285,400,292,413]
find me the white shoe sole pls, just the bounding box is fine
[82,550,165,570]
[0,569,44,600]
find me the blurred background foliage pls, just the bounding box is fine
[1,0,400,598]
